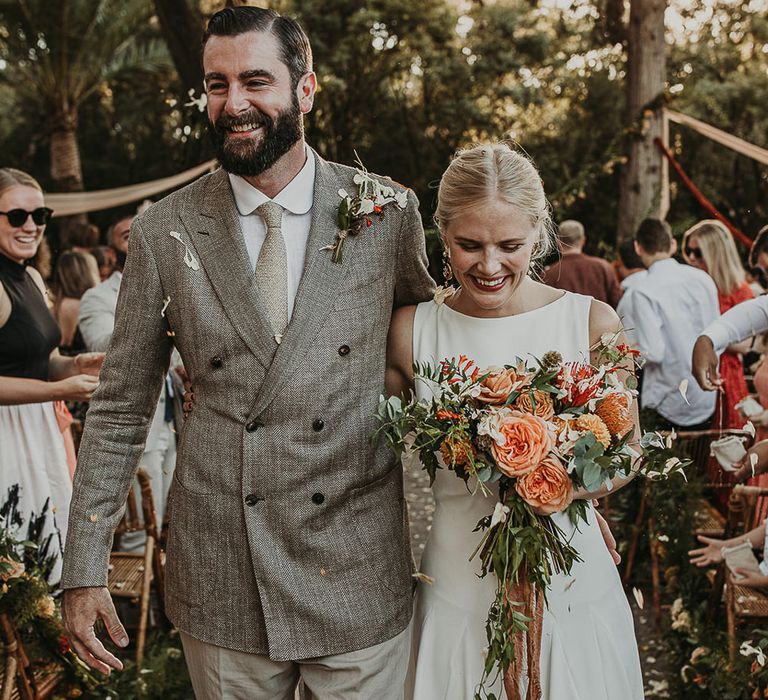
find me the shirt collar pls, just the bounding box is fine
[228,146,315,217]
[647,257,678,274]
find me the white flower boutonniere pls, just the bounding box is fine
[323,155,409,263]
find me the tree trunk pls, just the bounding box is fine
[616,0,667,244]
[50,105,87,246]
[153,0,204,96]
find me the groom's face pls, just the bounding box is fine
[203,31,314,177]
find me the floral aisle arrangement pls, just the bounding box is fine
[376,334,687,700]
[1,487,191,699]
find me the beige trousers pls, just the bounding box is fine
[179,623,411,700]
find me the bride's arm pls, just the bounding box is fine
[573,299,641,500]
[385,305,417,398]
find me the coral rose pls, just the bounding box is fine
[490,410,552,477]
[595,392,633,438]
[516,454,574,515]
[515,389,555,421]
[574,413,612,449]
[477,366,530,405]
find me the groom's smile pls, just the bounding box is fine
[203,29,316,182]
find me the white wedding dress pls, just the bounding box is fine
[405,292,643,700]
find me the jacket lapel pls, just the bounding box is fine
[248,153,360,418]
[179,169,277,369]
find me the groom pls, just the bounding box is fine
[60,7,434,697]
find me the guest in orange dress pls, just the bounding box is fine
[683,221,754,501]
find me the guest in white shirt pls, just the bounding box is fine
[79,215,178,551]
[616,239,648,349]
[693,223,768,391]
[631,218,720,429]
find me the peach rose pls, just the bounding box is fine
[490,410,552,477]
[477,366,531,405]
[516,454,574,515]
[515,389,555,421]
[0,556,24,581]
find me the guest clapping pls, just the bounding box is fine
[0,168,104,579]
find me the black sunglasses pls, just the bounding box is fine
[0,207,54,227]
[684,245,703,260]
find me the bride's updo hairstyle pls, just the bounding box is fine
[434,143,555,272]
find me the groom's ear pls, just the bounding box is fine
[297,72,317,115]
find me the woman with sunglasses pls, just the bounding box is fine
[0,167,104,581]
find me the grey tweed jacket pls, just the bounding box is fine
[61,151,435,660]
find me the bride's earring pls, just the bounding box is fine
[442,250,453,284]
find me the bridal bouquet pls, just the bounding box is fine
[376,333,686,700]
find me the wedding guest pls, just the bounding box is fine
[690,521,768,589]
[78,214,178,552]
[542,219,623,307]
[51,250,100,355]
[91,245,117,282]
[615,240,647,291]
[631,218,719,430]
[0,167,103,580]
[749,225,768,271]
[683,220,753,430]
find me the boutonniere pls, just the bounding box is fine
[322,156,409,263]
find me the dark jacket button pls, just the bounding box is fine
[312,493,325,505]
[209,355,223,368]
[338,345,350,356]
[312,419,324,431]
[245,494,260,506]
[245,420,260,433]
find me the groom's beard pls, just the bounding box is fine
[208,101,303,178]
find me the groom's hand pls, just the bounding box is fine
[62,586,128,675]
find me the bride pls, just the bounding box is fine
[386,143,644,699]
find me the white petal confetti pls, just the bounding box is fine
[751,452,759,477]
[160,296,171,318]
[678,379,690,405]
[170,230,200,271]
[632,587,645,609]
[412,571,435,585]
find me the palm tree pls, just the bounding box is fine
[0,0,170,194]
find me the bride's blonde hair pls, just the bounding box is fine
[434,143,555,272]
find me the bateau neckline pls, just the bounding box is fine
[440,290,568,321]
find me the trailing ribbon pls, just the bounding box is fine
[503,578,544,700]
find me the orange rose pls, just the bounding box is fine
[516,454,574,515]
[490,410,552,477]
[477,366,531,405]
[515,389,555,420]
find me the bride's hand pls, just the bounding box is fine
[688,535,725,567]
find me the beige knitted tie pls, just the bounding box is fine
[255,201,288,343]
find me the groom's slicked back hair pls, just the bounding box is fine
[202,7,313,89]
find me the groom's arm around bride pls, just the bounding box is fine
[60,6,435,697]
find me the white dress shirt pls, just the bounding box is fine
[228,148,315,319]
[631,258,720,426]
[703,294,768,353]
[616,271,648,348]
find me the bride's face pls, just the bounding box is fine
[444,199,536,315]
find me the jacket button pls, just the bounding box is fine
[312,493,325,505]
[312,419,324,432]
[209,355,223,368]
[338,345,350,356]
[245,420,260,433]
[244,494,260,507]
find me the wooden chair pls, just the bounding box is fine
[622,429,753,629]
[0,612,64,700]
[107,468,165,666]
[725,484,768,662]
